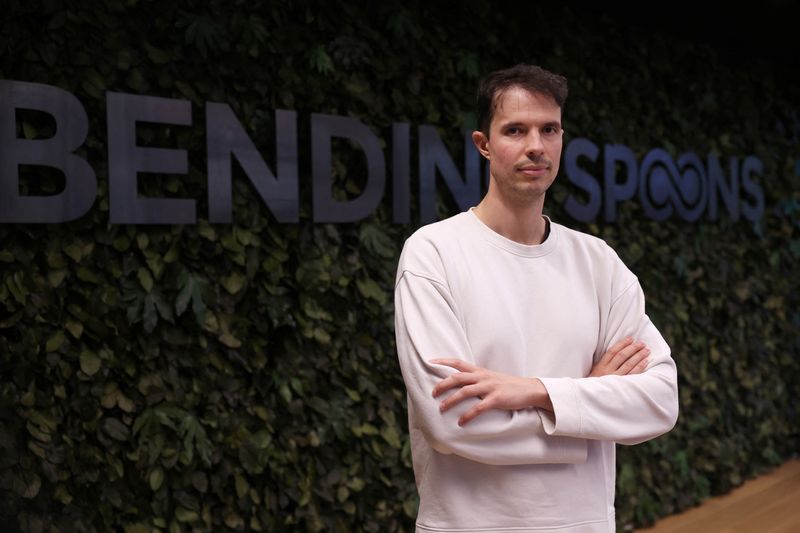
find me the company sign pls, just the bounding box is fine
[0,80,764,225]
[564,139,764,223]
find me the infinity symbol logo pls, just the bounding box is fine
[640,150,707,222]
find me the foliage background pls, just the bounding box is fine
[1,1,798,531]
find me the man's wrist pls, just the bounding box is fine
[530,378,554,412]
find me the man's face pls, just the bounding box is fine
[472,86,563,204]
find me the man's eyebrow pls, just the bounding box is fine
[499,120,562,129]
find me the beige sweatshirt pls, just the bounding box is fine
[394,208,679,532]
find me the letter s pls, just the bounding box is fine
[740,156,765,222]
[563,138,601,222]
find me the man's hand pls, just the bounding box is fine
[430,359,552,426]
[431,338,649,426]
[589,337,649,377]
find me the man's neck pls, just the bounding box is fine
[473,192,548,245]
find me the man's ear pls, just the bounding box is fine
[471,131,490,160]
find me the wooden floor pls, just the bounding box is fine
[637,459,800,533]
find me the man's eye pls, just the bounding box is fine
[506,127,521,135]
[543,126,561,135]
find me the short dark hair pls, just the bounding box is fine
[476,64,568,135]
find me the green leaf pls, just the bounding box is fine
[6,272,28,304]
[191,472,208,493]
[102,418,131,441]
[308,45,334,73]
[22,121,37,139]
[65,319,83,339]
[46,331,65,352]
[222,271,246,294]
[381,424,402,449]
[224,511,244,529]
[359,225,396,258]
[48,269,67,287]
[152,291,174,322]
[145,43,170,65]
[54,484,72,505]
[15,472,41,499]
[345,388,361,401]
[80,350,102,376]
[356,278,387,305]
[175,272,194,316]
[180,415,212,466]
[302,297,332,320]
[76,266,100,283]
[175,80,200,102]
[175,272,206,324]
[63,242,84,262]
[143,294,157,332]
[347,477,365,492]
[176,507,198,523]
[149,467,164,491]
[235,473,249,498]
[126,68,146,92]
[197,221,217,241]
[113,236,131,252]
[313,327,330,344]
[219,332,241,348]
[138,267,154,292]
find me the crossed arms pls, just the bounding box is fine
[395,270,679,466]
[432,335,650,425]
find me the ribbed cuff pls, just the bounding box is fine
[537,377,582,437]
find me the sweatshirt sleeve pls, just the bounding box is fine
[537,278,679,445]
[395,268,588,465]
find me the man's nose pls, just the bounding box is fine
[525,131,545,155]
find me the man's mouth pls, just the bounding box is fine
[517,164,550,174]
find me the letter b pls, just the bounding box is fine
[0,80,96,222]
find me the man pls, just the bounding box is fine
[394,64,679,532]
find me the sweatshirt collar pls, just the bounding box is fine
[466,207,558,258]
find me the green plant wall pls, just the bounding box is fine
[1,1,798,531]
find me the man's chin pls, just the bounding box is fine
[507,185,549,204]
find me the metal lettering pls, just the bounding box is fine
[0,79,770,226]
[638,148,676,221]
[706,155,739,221]
[603,144,638,222]
[0,80,96,223]
[107,92,194,224]
[206,104,298,223]
[563,138,601,222]
[311,113,385,223]
[392,122,410,224]
[740,156,764,222]
[418,126,480,225]
[674,153,707,222]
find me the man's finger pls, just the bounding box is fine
[440,383,485,412]
[432,371,478,397]
[607,336,634,356]
[458,398,491,426]
[610,340,646,368]
[596,337,634,367]
[430,358,475,372]
[616,349,649,375]
[432,376,457,398]
[630,357,649,374]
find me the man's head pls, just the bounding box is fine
[471,65,568,205]
[476,64,568,136]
